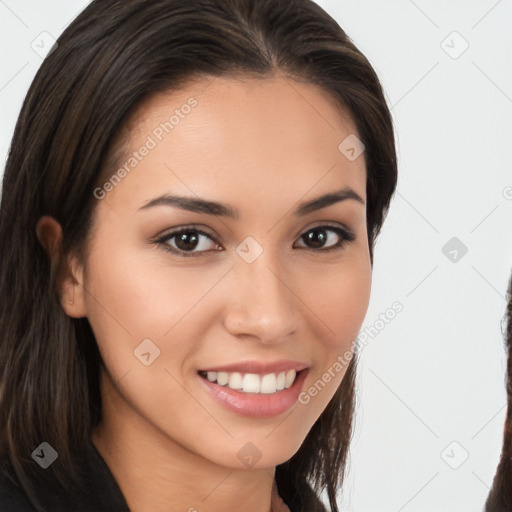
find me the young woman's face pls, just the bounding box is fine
[72,75,371,469]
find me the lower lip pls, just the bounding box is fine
[197,369,309,418]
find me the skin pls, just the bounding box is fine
[37,74,371,512]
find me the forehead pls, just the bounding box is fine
[99,74,366,215]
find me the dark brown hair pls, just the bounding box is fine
[0,0,397,510]
[485,273,512,511]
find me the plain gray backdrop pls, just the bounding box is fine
[1,1,511,510]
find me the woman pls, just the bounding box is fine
[0,0,397,511]
[485,274,512,511]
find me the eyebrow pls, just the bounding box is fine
[138,186,364,218]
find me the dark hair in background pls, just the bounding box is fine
[0,0,397,510]
[485,273,512,511]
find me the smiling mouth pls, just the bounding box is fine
[197,369,302,395]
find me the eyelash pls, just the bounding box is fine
[154,224,356,258]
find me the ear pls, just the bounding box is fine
[35,215,87,318]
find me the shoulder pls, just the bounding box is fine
[0,443,130,512]
[0,467,38,512]
[274,475,328,512]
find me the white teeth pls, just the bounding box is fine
[285,370,296,389]
[200,369,299,394]
[228,372,243,390]
[217,372,229,386]
[242,373,260,393]
[260,373,277,394]
[276,371,285,391]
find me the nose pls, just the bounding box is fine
[222,247,298,345]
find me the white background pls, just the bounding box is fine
[1,1,512,511]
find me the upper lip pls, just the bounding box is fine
[198,359,309,375]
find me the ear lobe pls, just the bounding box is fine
[35,215,87,318]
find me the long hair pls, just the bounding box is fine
[485,273,512,511]
[0,1,398,510]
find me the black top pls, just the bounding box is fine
[0,443,131,512]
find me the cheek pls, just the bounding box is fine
[305,255,372,350]
[83,243,214,342]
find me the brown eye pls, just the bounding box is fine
[157,227,220,257]
[295,225,355,251]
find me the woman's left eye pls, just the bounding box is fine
[295,225,356,251]
[155,224,355,257]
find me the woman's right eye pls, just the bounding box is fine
[156,227,221,257]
